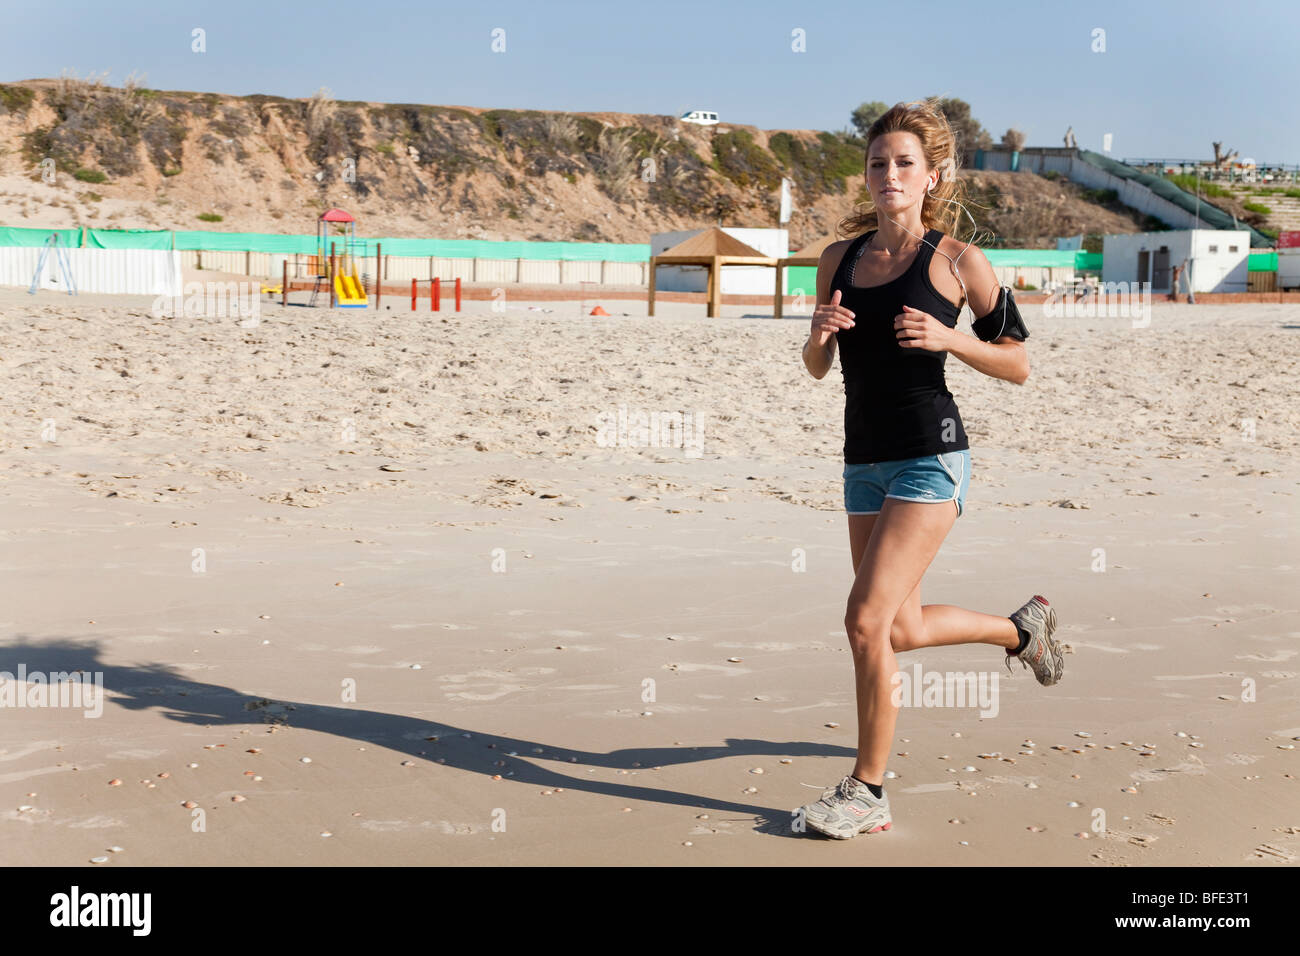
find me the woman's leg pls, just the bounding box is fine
[848,512,1020,654]
[843,496,959,786]
[893,603,1020,651]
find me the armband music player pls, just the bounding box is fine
[971,286,1030,342]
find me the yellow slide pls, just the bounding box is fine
[334,267,369,308]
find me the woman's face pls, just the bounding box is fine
[867,131,935,215]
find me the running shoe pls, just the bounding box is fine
[1005,594,1063,685]
[799,774,892,839]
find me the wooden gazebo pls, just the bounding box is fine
[773,234,841,319]
[648,228,778,317]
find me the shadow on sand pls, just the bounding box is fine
[3,638,859,839]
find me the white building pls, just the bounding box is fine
[1102,229,1249,293]
[650,227,787,294]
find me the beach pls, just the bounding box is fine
[1,286,1297,865]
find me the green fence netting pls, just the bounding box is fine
[0,225,652,260]
[4,225,1263,273]
[172,231,317,253]
[83,228,172,250]
[170,231,652,260]
[366,237,649,261]
[0,226,82,247]
[985,248,1078,267]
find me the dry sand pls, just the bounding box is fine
[1,284,1297,865]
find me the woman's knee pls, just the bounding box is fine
[844,606,893,655]
[847,606,918,654]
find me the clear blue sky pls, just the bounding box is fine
[7,0,1296,163]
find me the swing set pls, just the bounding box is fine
[28,232,78,295]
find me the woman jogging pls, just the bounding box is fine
[796,99,1064,840]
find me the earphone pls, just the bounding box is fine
[876,175,1010,342]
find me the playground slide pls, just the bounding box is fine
[333,268,368,307]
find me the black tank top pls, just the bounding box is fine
[829,228,970,464]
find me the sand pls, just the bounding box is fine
[1,284,1297,865]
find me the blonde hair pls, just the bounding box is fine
[837,98,978,241]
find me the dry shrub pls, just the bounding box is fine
[542,113,578,147]
[596,127,637,202]
[307,87,337,142]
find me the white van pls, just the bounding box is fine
[680,110,719,126]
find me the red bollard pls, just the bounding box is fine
[410,278,416,311]
[432,277,440,312]
[455,277,462,312]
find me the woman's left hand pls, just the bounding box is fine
[894,305,953,352]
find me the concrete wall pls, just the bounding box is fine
[1279,249,1300,290]
[977,147,1080,175]
[978,148,1224,233]
[1102,229,1249,292]
[651,228,788,294]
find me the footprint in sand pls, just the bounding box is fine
[1131,758,1207,782]
[1250,843,1295,862]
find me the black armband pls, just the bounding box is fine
[971,287,1030,342]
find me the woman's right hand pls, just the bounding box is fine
[809,289,855,348]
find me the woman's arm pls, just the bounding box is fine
[948,246,1030,385]
[802,327,837,379]
[802,243,850,379]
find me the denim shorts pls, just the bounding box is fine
[843,449,971,517]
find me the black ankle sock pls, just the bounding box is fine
[1009,619,1030,654]
[851,775,884,799]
